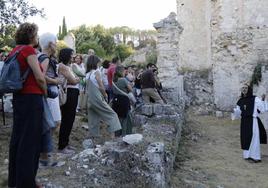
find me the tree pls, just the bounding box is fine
[71,25,115,57]
[92,25,115,55]
[58,16,68,40]
[61,17,67,37]
[0,0,44,35]
[0,25,16,48]
[0,0,44,48]
[56,40,68,55]
[77,41,106,57]
[114,44,134,62]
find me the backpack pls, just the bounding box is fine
[37,53,59,99]
[38,53,58,77]
[0,46,30,94]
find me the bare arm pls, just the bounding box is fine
[40,58,49,75]
[95,71,107,98]
[40,58,59,85]
[46,76,59,85]
[127,83,133,92]
[59,64,79,85]
[27,54,47,95]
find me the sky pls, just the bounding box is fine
[27,0,177,35]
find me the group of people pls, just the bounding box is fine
[5,22,165,188]
[5,21,268,188]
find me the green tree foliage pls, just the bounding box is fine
[92,25,115,55]
[71,25,115,57]
[58,16,68,40]
[114,44,134,62]
[77,41,106,57]
[0,25,16,48]
[62,17,67,37]
[0,0,44,49]
[56,40,68,55]
[72,24,155,60]
[0,0,44,35]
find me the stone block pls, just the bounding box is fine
[215,111,224,118]
[82,139,94,149]
[153,104,163,115]
[133,114,148,127]
[123,134,143,145]
[141,105,153,116]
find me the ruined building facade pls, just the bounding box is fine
[155,0,268,111]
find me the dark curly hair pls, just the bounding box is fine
[102,60,110,69]
[59,48,74,65]
[15,23,38,45]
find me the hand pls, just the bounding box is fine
[56,78,64,85]
[44,89,48,98]
[104,93,108,102]
[262,94,266,101]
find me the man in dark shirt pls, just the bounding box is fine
[141,63,163,104]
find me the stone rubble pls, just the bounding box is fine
[40,103,184,188]
[122,134,143,145]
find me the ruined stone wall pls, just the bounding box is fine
[153,13,184,104]
[211,0,268,110]
[172,0,268,111]
[176,0,212,70]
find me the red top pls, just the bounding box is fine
[9,45,44,94]
[107,63,116,88]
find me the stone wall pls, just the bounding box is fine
[123,46,156,65]
[176,0,212,70]
[211,0,268,110]
[183,69,214,114]
[42,104,185,188]
[153,13,184,104]
[170,0,268,111]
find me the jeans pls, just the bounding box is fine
[41,129,53,153]
[8,94,43,188]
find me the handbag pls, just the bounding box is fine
[47,85,58,99]
[58,63,68,106]
[112,82,136,104]
[58,85,67,106]
[42,97,56,134]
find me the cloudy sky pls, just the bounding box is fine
[28,0,177,35]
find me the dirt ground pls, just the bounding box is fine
[171,110,268,188]
[2,109,268,188]
[0,113,91,187]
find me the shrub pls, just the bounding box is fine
[114,44,134,62]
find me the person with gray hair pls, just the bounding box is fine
[38,32,61,167]
[39,32,57,50]
[88,48,95,56]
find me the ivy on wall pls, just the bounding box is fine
[250,60,268,87]
[250,63,262,86]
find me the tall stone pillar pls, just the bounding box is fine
[153,12,184,104]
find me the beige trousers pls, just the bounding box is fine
[142,88,164,104]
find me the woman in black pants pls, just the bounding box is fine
[8,23,47,188]
[57,48,79,154]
